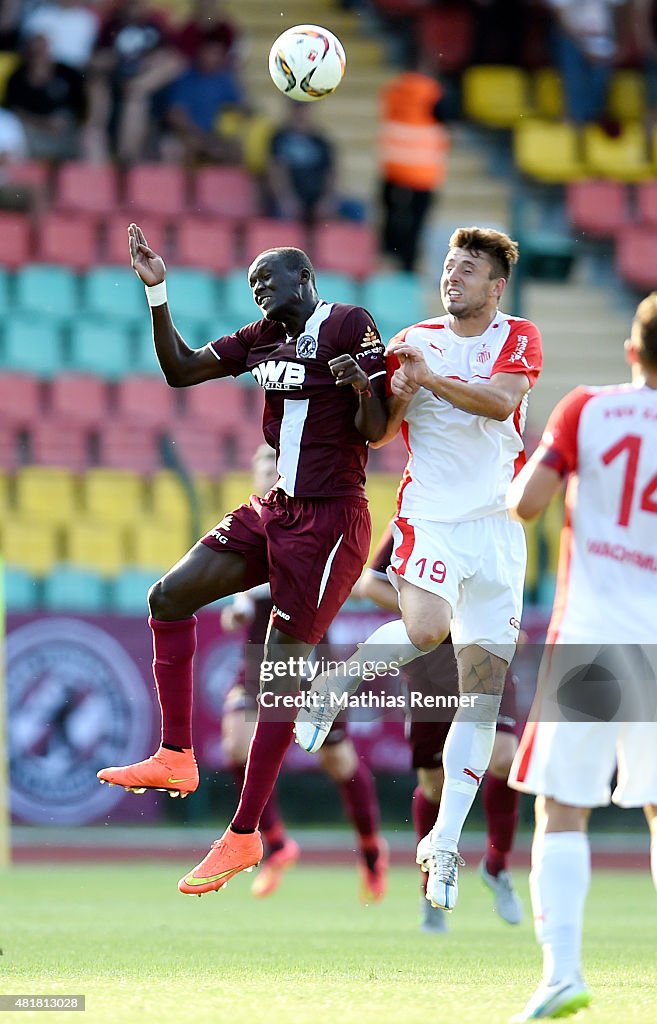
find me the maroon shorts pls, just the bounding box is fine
[202,488,371,645]
[407,672,521,771]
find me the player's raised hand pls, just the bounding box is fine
[129,222,166,286]
[329,354,370,393]
[389,342,432,389]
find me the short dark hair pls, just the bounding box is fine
[633,292,657,370]
[448,226,519,281]
[259,247,316,285]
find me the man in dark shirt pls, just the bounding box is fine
[98,223,388,896]
[265,101,337,226]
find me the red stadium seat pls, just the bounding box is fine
[176,217,239,273]
[35,213,98,269]
[114,375,177,430]
[369,434,407,475]
[101,214,169,264]
[162,420,228,474]
[615,224,657,291]
[47,373,109,429]
[311,221,377,279]
[54,162,120,216]
[192,167,257,221]
[0,212,31,268]
[566,180,629,238]
[4,160,50,189]
[0,372,42,429]
[98,421,161,473]
[181,380,250,432]
[416,7,475,74]
[28,416,91,471]
[124,164,188,217]
[636,181,657,227]
[0,424,19,470]
[243,218,308,265]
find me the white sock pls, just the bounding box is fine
[529,830,545,943]
[431,693,501,852]
[651,834,657,892]
[533,831,591,986]
[328,618,425,693]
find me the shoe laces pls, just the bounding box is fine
[431,849,465,885]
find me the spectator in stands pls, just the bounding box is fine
[263,101,338,226]
[470,0,530,66]
[629,0,657,127]
[377,64,450,273]
[174,0,240,64]
[21,0,100,71]
[0,0,20,49]
[544,0,624,125]
[162,35,244,164]
[83,0,183,163]
[4,33,85,161]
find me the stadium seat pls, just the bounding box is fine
[462,65,532,128]
[607,71,646,123]
[128,519,191,573]
[124,164,188,217]
[175,217,239,274]
[0,212,31,268]
[243,218,307,264]
[636,181,657,226]
[582,123,653,182]
[0,372,42,429]
[192,166,257,221]
[181,379,249,432]
[0,267,10,312]
[114,375,177,430]
[133,324,161,375]
[148,470,193,528]
[3,314,64,377]
[3,565,40,611]
[42,564,108,612]
[223,268,261,323]
[361,271,426,330]
[1,517,61,574]
[3,159,49,189]
[68,319,133,378]
[109,567,156,614]
[513,119,586,183]
[615,224,657,291]
[98,421,161,473]
[314,271,360,306]
[35,213,98,269]
[218,470,252,514]
[566,180,630,238]
[27,416,91,470]
[312,221,377,279]
[14,264,79,321]
[161,421,227,475]
[0,50,20,101]
[532,68,564,120]
[82,468,146,527]
[47,373,109,429]
[167,267,220,321]
[81,265,145,325]
[101,214,169,265]
[15,466,79,526]
[415,6,474,74]
[364,474,401,553]
[65,518,127,576]
[522,516,540,599]
[53,162,120,216]
[368,433,407,475]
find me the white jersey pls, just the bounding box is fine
[540,382,657,643]
[388,312,542,522]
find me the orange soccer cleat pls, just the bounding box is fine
[359,837,390,904]
[178,827,264,896]
[97,745,199,798]
[251,837,301,898]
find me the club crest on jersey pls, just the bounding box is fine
[296,334,318,359]
[476,345,491,364]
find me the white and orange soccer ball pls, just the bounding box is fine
[268,24,346,102]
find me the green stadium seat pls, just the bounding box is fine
[315,271,360,306]
[0,267,10,312]
[14,265,79,322]
[2,314,65,377]
[109,567,156,614]
[42,564,108,612]
[68,319,133,378]
[81,266,146,325]
[133,325,161,375]
[3,565,40,611]
[361,272,426,333]
[167,268,220,322]
[224,268,259,323]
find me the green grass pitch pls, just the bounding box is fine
[1,863,655,1023]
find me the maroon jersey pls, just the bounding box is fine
[208,301,386,498]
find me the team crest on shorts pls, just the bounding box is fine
[296,334,318,359]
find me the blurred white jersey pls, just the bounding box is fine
[540,382,657,643]
[387,312,542,522]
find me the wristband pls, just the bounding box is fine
[145,281,167,307]
[354,383,372,399]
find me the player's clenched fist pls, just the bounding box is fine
[329,354,370,394]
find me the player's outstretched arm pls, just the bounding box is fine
[507,449,562,520]
[129,223,229,387]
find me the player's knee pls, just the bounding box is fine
[406,622,448,652]
[148,576,185,619]
[320,740,357,782]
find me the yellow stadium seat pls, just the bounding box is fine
[522,516,540,596]
[365,474,400,557]
[82,468,146,527]
[194,475,222,535]
[607,70,646,123]
[129,519,191,573]
[1,517,61,575]
[65,519,127,576]
[532,68,564,120]
[219,472,254,517]
[15,467,79,527]
[149,470,192,528]
[583,122,653,182]
[514,118,586,183]
[0,52,19,104]
[0,471,11,514]
[462,65,532,128]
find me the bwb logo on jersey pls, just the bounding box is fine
[296,334,318,359]
[252,360,306,390]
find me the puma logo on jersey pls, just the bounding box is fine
[252,360,305,390]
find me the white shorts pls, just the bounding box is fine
[388,511,526,664]
[509,718,657,807]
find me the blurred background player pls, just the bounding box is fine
[357,523,523,933]
[220,444,387,902]
[507,292,657,1021]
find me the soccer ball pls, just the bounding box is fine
[268,24,346,102]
